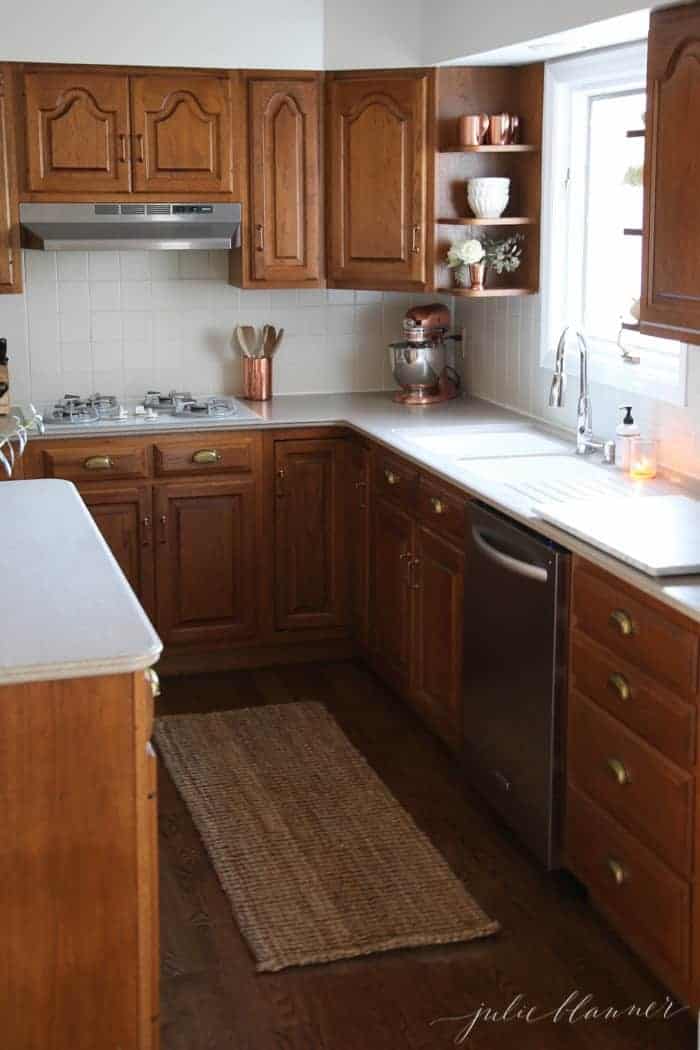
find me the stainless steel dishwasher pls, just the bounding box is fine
[463,502,570,869]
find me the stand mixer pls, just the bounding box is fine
[388,303,461,404]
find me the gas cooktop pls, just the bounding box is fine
[42,390,259,427]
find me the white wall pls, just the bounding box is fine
[323,0,422,69]
[0,0,325,69]
[456,295,700,479]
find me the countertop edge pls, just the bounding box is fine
[0,642,164,688]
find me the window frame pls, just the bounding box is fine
[541,43,688,407]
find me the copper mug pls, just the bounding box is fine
[458,113,490,146]
[488,114,511,145]
[243,357,272,401]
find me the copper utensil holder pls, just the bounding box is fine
[243,357,272,401]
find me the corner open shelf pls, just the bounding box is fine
[437,216,536,226]
[440,144,538,153]
[439,287,533,298]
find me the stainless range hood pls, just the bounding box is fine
[20,202,241,251]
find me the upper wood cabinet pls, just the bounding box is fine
[326,70,433,291]
[273,437,347,632]
[130,73,234,194]
[0,65,21,292]
[24,70,131,193]
[641,5,700,344]
[21,67,238,198]
[245,73,321,286]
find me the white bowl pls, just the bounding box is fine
[467,177,510,219]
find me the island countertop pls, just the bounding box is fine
[0,479,162,685]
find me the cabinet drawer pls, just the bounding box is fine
[416,474,465,544]
[373,452,418,512]
[566,784,690,987]
[568,691,694,876]
[40,444,149,481]
[154,435,258,476]
[572,564,698,697]
[571,632,696,768]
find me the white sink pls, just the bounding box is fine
[394,426,571,460]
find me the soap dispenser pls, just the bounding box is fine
[615,405,640,470]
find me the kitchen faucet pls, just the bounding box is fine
[548,326,601,455]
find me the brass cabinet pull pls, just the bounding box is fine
[411,224,421,254]
[608,672,631,701]
[384,469,399,485]
[144,668,161,699]
[141,514,152,548]
[430,497,445,515]
[606,757,631,786]
[610,608,634,636]
[192,449,221,465]
[158,513,167,544]
[118,133,128,162]
[255,224,264,250]
[134,133,145,162]
[607,857,628,886]
[83,455,113,471]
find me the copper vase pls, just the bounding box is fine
[468,262,486,292]
[243,357,272,401]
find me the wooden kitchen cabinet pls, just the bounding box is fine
[326,70,433,290]
[0,66,21,292]
[347,439,371,647]
[130,73,235,194]
[411,525,464,751]
[23,69,132,193]
[641,4,700,344]
[155,477,258,647]
[2,668,160,1050]
[273,437,348,631]
[243,73,322,287]
[80,483,155,619]
[369,496,415,696]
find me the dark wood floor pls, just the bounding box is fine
[157,660,695,1050]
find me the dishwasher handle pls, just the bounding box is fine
[471,525,549,584]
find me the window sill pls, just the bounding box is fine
[541,343,688,407]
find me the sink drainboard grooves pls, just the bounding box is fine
[506,476,630,505]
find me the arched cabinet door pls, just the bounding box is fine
[24,71,131,193]
[641,6,700,344]
[248,76,321,285]
[326,72,431,289]
[130,74,234,194]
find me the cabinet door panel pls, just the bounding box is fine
[412,525,464,751]
[348,441,371,647]
[641,7,700,342]
[130,74,233,194]
[327,73,429,287]
[81,485,154,619]
[369,496,413,694]
[156,479,257,646]
[0,67,20,292]
[249,77,321,283]
[274,439,346,631]
[24,71,131,193]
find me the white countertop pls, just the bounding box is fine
[31,391,700,625]
[0,479,162,685]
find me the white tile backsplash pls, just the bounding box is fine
[2,250,456,406]
[457,294,700,479]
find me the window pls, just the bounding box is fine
[541,43,687,405]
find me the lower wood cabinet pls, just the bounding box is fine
[154,478,258,646]
[273,436,348,631]
[80,483,155,619]
[369,487,465,751]
[347,439,371,646]
[1,668,159,1050]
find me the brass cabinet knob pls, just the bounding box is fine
[192,449,221,464]
[606,757,631,786]
[607,857,628,886]
[384,469,398,485]
[608,672,631,701]
[145,668,161,699]
[610,608,634,636]
[430,497,445,514]
[83,455,114,471]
